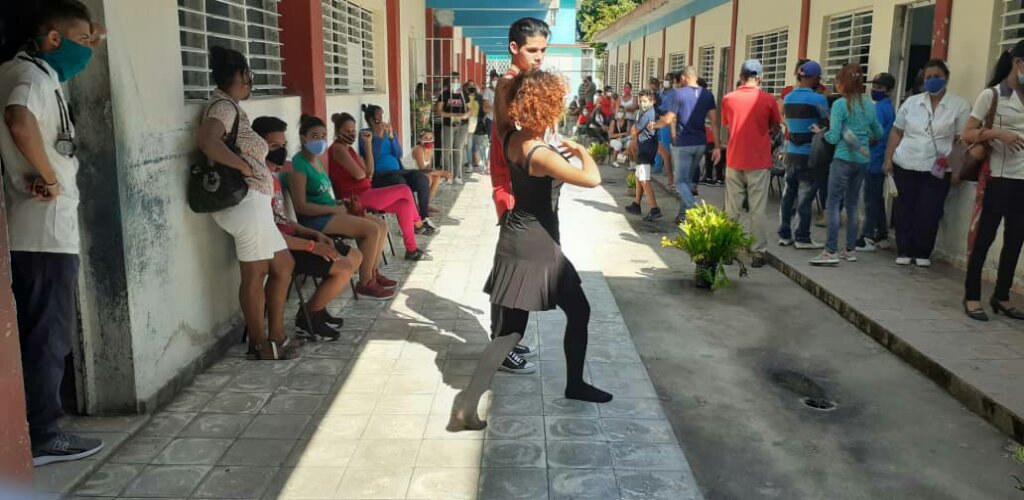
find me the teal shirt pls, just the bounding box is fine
[824,97,883,164]
[287,153,335,206]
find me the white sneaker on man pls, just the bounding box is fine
[794,240,824,250]
[895,256,913,266]
[810,251,840,266]
[778,238,794,247]
[856,239,877,252]
[915,258,932,268]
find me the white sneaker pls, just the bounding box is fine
[840,249,858,262]
[855,239,876,252]
[875,239,892,250]
[895,256,912,266]
[778,238,794,247]
[810,251,841,266]
[794,240,824,250]
[914,258,932,268]
[453,178,463,185]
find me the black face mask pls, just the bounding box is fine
[266,147,287,166]
[338,133,356,145]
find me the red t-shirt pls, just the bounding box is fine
[328,144,372,199]
[271,175,296,236]
[599,96,612,119]
[721,86,782,170]
[490,128,514,221]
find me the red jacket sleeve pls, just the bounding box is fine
[489,131,514,221]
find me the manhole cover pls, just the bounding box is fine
[801,397,837,412]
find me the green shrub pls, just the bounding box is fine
[588,142,610,161]
[661,201,754,289]
[626,171,637,189]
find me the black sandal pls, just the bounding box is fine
[990,298,1024,320]
[963,299,989,322]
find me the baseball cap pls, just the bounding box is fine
[798,60,822,78]
[741,59,763,76]
[870,73,897,90]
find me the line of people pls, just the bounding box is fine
[196,45,458,363]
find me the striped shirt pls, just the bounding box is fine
[783,87,829,155]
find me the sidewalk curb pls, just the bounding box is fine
[646,170,1024,443]
[764,251,1024,443]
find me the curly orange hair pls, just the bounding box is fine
[507,70,567,133]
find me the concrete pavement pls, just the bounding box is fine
[56,173,701,499]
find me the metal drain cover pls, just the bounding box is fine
[801,397,837,412]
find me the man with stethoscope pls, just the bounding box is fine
[0,0,106,466]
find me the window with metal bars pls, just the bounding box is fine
[823,10,872,84]
[645,57,655,84]
[322,0,376,93]
[699,46,715,93]
[745,28,789,95]
[607,60,616,92]
[581,49,595,79]
[177,0,284,101]
[1003,0,1024,48]
[668,51,687,74]
[618,63,626,93]
[631,60,641,90]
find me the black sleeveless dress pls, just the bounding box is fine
[483,132,582,311]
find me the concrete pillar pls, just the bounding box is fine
[798,0,811,59]
[386,0,403,142]
[932,0,953,60]
[279,0,327,119]
[688,18,695,65]
[0,194,31,483]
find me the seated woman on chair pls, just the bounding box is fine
[253,116,363,340]
[330,112,433,261]
[358,104,437,227]
[285,115,397,300]
[410,129,453,213]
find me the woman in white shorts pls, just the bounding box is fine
[197,46,298,360]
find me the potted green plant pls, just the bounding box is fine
[587,142,610,164]
[661,201,754,290]
[625,171,637,196]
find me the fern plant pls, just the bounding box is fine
[661,201,754,289]
[588,142,610,162]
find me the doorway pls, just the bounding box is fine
[890,1,936,105]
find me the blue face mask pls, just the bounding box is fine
[923,77,947,95]
[36,34,93,82]
[871,90,888,102]
[304,139,328,156]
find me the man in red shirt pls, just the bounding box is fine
[721,59,782,268]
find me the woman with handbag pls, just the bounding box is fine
[329,113,433,261]
[883,59,971,268]
[962,41,1024,321]
[195,46,297,360]
[286,115,396,301]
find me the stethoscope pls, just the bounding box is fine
[18,55,76,158]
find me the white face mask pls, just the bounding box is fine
[663,81,671,89]
[616,112,624,120]
[451,82,461,92]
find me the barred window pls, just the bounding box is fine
[631,60,641,90]
[1003,0,1024,48]
[607,60,616,92]
[823,10,872,84]
[178,0,284,101]
[618,63,627,93]
[668,51,687,73]
[581,48,595,79]
[699,46,715,93]
[323,0,376,93]
[645,57,655,84]
[746,28,789,95]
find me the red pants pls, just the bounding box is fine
[359,184,421,252]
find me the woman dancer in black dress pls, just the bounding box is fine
[451,70,612,430]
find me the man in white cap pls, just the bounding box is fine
[720,59,782,268]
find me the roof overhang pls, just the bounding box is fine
[593,0,729,46]
[428,0,559,55]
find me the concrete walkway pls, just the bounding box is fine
[652,170,1024,444]
[63,174,701,499]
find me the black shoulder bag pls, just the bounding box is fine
[188,100,249,213]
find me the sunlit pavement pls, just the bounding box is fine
[62,173,701,500]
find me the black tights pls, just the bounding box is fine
[490,281,611,402]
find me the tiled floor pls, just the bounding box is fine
[59,173,701,500]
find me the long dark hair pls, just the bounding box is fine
[989,41,1024,87]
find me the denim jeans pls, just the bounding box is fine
[826,158,866,253]
[654,127,671,173]
[671,145,706,216]
[12,252,80,447]
[861,172,888,242]
[778,154,817,242]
